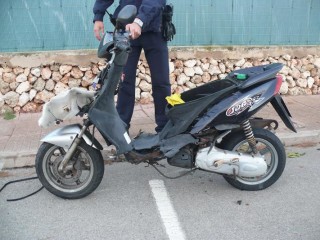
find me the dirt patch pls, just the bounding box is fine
[0,171,11,178]
[104,160,113,165]
[291,142,318,148]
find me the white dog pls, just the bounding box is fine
[39,88,96,128]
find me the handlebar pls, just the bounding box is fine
[113,31,131,52]
[106,30,131,66]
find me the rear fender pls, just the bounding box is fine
[40,124,103,150]
[216,118,279,147]
[271,94,297,133]
[215,118,279,131]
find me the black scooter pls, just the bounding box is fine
[35,5,296,199]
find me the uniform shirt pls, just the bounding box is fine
[93,0,166,32]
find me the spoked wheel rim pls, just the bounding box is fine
[232,138,278,185]
[42,145,94,193]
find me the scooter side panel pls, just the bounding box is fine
[191,80,277,134]
[88,64,133,154]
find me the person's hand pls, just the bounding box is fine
[94,21,104,41]
[125,23,141,40]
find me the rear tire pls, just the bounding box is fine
[220,128,286,191]
[35,142,104,199]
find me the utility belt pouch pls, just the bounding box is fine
[106,9,116,26]
[162,4,176,41]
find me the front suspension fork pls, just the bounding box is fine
[58,120,90,173]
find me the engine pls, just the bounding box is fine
[167,146,194,168]
[195,146,267,178]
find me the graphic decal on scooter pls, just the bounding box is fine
[226,93,263,116]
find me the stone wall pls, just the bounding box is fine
[0,47,320,113]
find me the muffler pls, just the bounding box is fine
[195,146,267,177]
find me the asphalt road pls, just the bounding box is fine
[1,145,320,240]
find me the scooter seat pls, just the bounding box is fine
[227,63,283,90]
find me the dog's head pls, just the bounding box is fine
[38,88,95,128]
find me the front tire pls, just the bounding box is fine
[220,128,286,191]
[35,142,104,199]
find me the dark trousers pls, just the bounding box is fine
[116,31,171,132]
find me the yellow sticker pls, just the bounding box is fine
[166,94,185,106]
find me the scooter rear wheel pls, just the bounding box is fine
[35,142,104,199]
[220,128,286,191]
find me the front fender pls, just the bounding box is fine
[40,124,103,150]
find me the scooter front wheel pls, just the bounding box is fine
[35,142,104,199]
[220,128,286,191]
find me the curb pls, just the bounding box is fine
[277,130,320,147]
[1,130,319,170]
[0,151,36,169]
[0,146,113,170]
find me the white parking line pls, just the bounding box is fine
[149,179,186,240]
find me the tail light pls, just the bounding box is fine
[274,75,283,95]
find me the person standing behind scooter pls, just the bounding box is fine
[93,0,171,133]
